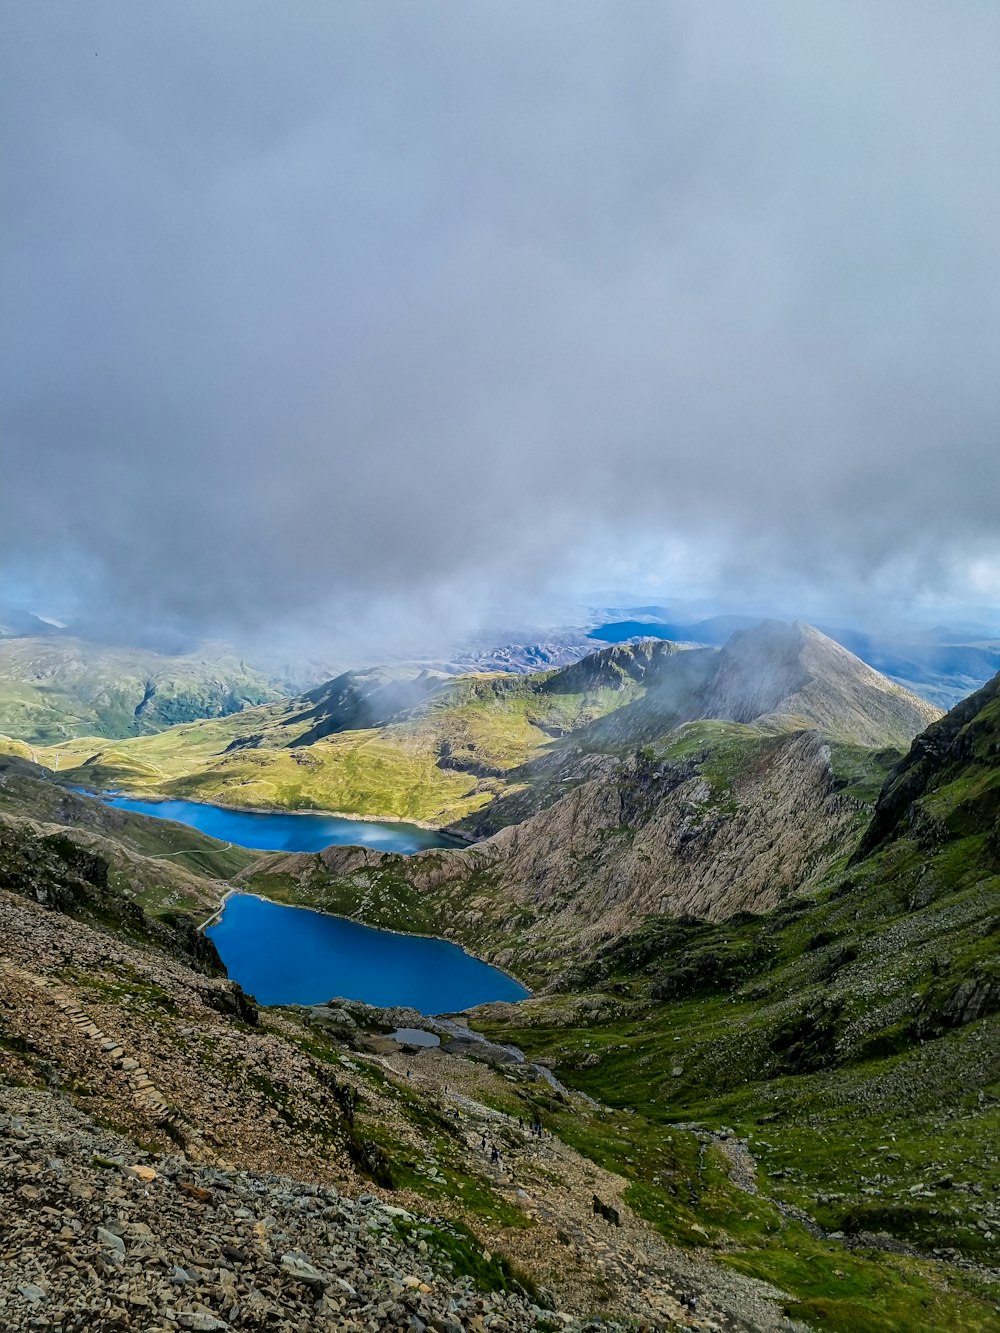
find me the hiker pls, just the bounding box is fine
[490,1146,500,1164]
[481,1133,487,1150]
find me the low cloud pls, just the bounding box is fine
[2,2,999,654]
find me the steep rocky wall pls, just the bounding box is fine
[261,730,864,980]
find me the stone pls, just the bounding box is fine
[97,1226,126,1254]
[280,1253,329,1285]
[17,1284,46,1303]
[128,1164,158,1183]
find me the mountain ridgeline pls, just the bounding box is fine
[241,622,943,978]
[39,623,939,833]
[1,620,999,1327]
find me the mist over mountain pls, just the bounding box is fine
[3,3,1000,652]
[4,8,1000,1329]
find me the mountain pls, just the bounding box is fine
[46,625,937,835]
[590,608,1000,709]
[2,642,997,1328]
[246,623,940,980]
[578,622,939,753]
[462,676,1000,1320]
[0,637,291,743]
[0,607,67,638]
[48,640,693,824]
[819,626,1000,710]
[0,780,836,1332]
[285,665,455,747]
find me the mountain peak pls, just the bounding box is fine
[593,619,941,750]
[705,619,942,746]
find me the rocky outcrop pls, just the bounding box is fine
[262,728,865,979]
[456,730,857,954]
[855,668,1000,860]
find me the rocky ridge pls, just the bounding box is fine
[259,727,871,980]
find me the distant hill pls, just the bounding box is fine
[0,637,289,743]
[46,640,690,824]
[0,607,67,638]
[585,620,940,752]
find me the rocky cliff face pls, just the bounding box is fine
[260,728,869,981]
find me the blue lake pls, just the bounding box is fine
[206,893,530,1011]
[89,793,460,854]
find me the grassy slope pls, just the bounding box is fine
[40,671,650,825]
[468,703,1000,1330]
[0,637,285,744]
[0,761,255,917]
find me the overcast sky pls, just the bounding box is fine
[3,2,999,653]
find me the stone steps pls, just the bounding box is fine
[0,961,220,1168]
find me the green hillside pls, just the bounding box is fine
[43,642,683,823]
[0,636,287,743]
[469,674,1000,1328]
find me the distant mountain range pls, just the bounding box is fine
[30,621,939,839]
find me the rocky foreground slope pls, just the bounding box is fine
[0,821,814,1332]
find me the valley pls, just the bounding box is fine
[0,618,997,1330]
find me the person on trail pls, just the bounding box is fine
[481,1133,487,1150]
[490,1146,500,1165]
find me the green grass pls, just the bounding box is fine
[0,638,283,744]
[34,660,655,825]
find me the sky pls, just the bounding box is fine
[3,2,1000,657]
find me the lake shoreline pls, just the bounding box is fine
[71,783,473,845]
[201,887,531,1000]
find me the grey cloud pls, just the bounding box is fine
[2,1,999,651]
